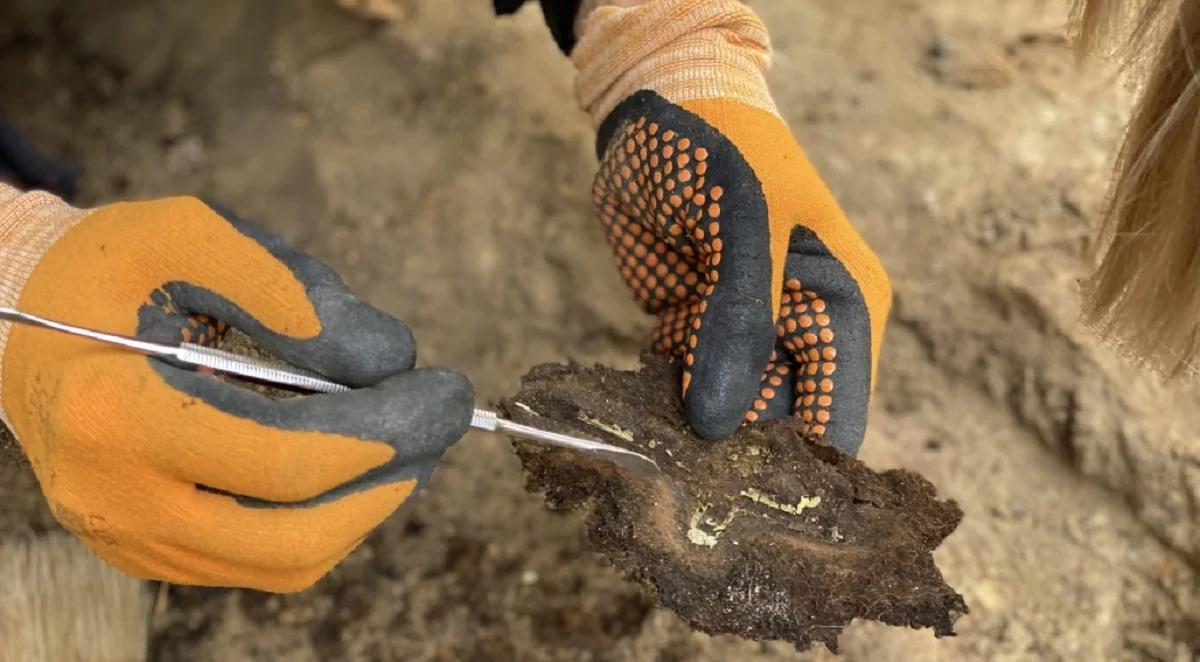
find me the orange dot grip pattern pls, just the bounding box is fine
[596,116,728,388]
[594,91,887,452]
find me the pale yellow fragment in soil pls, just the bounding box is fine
[686,505,738,547]
[739,488,822,516]
[578,413,635,442]
[512,402,539,416]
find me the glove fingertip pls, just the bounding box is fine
[682,351,767,440]
[683,395,745,440]
[419,367,475,435]
[683,294,776,440]
[374,367,475,451]
[316,304,417,386]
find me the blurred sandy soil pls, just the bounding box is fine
[0,0,1196,659]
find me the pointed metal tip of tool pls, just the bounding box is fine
[594,448,661,477]
[483,411,661,476]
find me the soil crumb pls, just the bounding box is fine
[0,425,23,467]
[501,355,968,652]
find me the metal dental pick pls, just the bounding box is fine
[0,307,660,476]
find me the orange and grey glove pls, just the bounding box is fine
[0,186,472,592]
[573,0,892,453]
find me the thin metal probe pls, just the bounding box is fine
[0,307,660,475]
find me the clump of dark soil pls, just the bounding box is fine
[501,355,968,652]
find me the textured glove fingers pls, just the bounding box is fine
[105,487,408,592]
[595,92,776,439]
[577,0,889,447]
[10,196,412,388]
[34,353,470,592]
[745,228,873,455]
[147,366,472,503]
[141,201,415,387]
[595,93,890,446]
[4,196,470,592]
[79,368,473,592]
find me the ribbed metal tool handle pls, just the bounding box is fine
[0,307,659,475]
[184,343,505,437]
[470,409,500,431]
[177,344,352,394]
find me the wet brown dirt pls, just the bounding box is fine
[504,356,966,652]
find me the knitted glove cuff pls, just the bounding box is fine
[572,0,776,127]
[0,183,87,424]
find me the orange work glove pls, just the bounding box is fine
[0,187,472,592]
[573,0,891,453]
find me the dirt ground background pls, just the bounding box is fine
[1,0,1198,660]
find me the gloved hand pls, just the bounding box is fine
[0,188,472,592]
[573,0,891,453]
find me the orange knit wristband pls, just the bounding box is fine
[572,0,777,126]
[0,183,87,424]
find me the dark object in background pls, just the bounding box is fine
[493,0,583,54]
[0,120,79,201]
[503,355,968,652]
